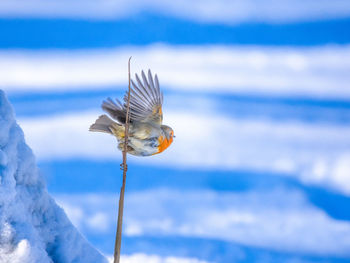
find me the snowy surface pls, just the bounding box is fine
[18,108,350,196]
[1,0,350,23]
[117,254,210,263]
[0,90,107,263]
[2,46,350,99]
[1,2,350,262]
[56,189,350,257]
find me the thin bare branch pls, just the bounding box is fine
[114,56,132,263]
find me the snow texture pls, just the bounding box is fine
[118,253,210,263]
[0,90,107,263]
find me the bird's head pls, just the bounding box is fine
[161,125,175,142]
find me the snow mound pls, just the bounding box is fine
[0,90,107,263]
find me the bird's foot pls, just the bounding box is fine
[120,163,128,171]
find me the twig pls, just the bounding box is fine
[114,57,132,263]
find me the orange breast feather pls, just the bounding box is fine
[154,135,173,155]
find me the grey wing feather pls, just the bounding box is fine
[135,73,153,106]
[127,69,163,124]
[101,98,127,123]
[154,74,163,105]
[100,69,163,125]
[148,70,157,101]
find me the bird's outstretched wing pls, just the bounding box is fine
[102,69,163,125]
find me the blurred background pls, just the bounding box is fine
[1,1,350,262]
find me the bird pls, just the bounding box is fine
[89,69,174,156]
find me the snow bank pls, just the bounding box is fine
[2,45,350,98]
[1,0,350,23]
[118,253,210,263]
[57,190,350,257]
[18,109,350,196]
[0,90,107,263]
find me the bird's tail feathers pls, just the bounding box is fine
[89,114,116,134]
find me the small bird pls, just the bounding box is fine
[89,69,174,156]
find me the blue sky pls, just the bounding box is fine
[1,1,350,262]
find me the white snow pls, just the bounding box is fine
[56,189,350,257]
[1,45,350,99]
[0,90,108,263]
[18,109,350,196]
[0,0,350,23]
[118,254,210,263]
